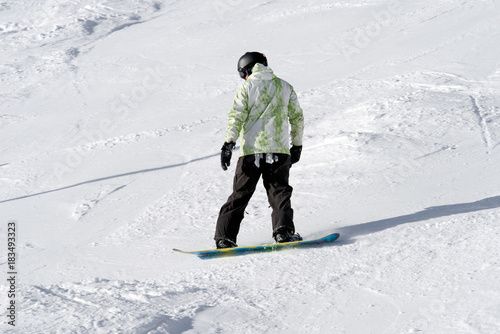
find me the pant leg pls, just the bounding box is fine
[262,154,295,236]
[214,155,261,243]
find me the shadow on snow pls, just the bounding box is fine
[0,151,222,204]
[336,195,500,241]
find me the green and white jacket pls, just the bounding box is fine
[225,63,304,157]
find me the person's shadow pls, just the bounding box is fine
[335,195,500,242]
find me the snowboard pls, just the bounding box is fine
[173,233,340,259]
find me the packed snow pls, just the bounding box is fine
[1,0,500,333]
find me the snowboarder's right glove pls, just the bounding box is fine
[220,142,235,171]
[290,145,302,164]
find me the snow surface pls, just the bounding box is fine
[1,0,500,333]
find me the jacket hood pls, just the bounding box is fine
[248,63,274,81]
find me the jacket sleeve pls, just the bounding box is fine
[288,88,304,146]
[225,82,249,143]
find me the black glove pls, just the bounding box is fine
[290,145,302,164]
[220,142,235,171]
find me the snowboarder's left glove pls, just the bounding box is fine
[290,145,302,164]
[221,142,235,171]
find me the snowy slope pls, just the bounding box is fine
[1,0,500,333]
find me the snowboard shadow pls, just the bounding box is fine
[335,195,500,241]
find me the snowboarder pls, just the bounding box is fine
[214,52,304,249]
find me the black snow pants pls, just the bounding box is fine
[214,153,295,244]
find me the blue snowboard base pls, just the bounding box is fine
[173,233,340,259]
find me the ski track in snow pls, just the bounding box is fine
[1,0,500,333]
[469,95,493,154]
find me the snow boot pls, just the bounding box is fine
[216,239,237,249]
[274,229,302,243]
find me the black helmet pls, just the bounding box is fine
[237,52,268,79]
